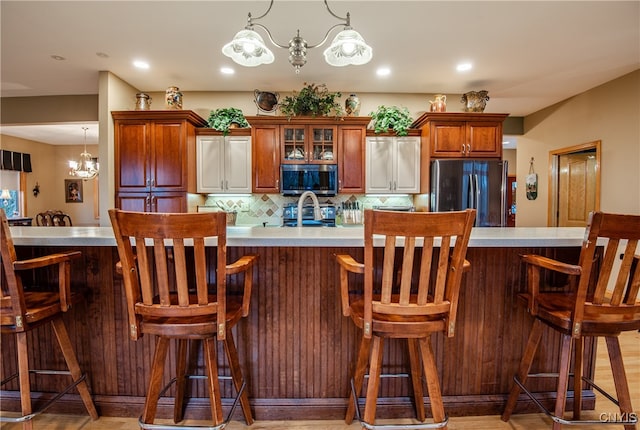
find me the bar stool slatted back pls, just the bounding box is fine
[0,208,98,429]
[501,211,640,430]
[109,209,257,429]
[335,208,475,429]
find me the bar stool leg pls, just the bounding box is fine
[346,336,371,424]
[363,336,384,425]
[552,334,574,430]
[419,336,445,426]
[573,337,584,420]
[606,336,636,430]
[501,319,544,421]
[408,338,426,422]
[16,332,33,430]
[174,339,189,423]
[204,338,224,425]
[142,337,170,424]
[224,328,254,425]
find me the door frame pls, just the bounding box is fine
[547,140,601,226]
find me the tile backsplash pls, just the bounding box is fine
[200,194,415,226]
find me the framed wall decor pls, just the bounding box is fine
[65,179,83,203]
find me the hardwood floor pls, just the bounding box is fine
[2,331,638,429]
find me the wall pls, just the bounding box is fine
[0,134,99,225]
[516,70,640,226]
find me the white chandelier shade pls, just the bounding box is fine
[222,0,372,72]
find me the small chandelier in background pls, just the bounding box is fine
[222,0,372,74]
[68,126,98,180]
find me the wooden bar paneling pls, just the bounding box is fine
[1,244,594,420]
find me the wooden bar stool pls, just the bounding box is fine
[109,209,257,429]
[501,211,640,429]
[335,208,475,429]
[0,208,98,429]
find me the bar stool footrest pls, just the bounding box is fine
[138,375,246,430]
[0,370,88,423]
[513,373,638,426]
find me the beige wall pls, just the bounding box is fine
[0,134,99,225]
[516,70,640,226]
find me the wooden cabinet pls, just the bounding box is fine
[112,110,207,212]
[412,112,508,158]
[365,132,421,194]
[246,116,370,194]
[281,124,337,164]
[196,129,251,194]
[337,124,367,193]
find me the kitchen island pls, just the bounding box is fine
[1,226,595,420]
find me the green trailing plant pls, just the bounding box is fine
[369,105,414,136]
[279,83,342,118]
[207,107,250,135]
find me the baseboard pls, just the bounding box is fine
[0,390,596,421]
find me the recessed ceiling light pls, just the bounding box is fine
[133,60,150,69]
[456,62,473,72]
[50,55,66,61]
[220,67,235,75]
[376,67,391,77]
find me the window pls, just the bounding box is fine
[1,170,21,217]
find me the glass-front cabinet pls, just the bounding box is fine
[281,125,337,164]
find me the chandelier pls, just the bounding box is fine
[68,126,98,180]
[222,0,372,73]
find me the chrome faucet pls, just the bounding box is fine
[297,190,321,227]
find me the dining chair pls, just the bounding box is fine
[501,211,640,430]
[109,209,257,429]
[335,208,475,429]
[35,210,72,226]
[0,208,98,429]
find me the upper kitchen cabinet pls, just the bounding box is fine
[196,129,251,194]
[246,116,370,194]
[412,112,508,158]
[365,131,421,194]
[112,110,207,212]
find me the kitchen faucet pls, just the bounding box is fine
[297,191,321,227]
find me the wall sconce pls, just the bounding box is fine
[33,182,40,197]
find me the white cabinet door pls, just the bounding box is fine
[366,136,394,193]
[197,136,225,193]
[366,136,420,194]
[197,135,252,193]
[224,135,252,193]
[394,136,421,193]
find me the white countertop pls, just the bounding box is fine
[8,225,587,248]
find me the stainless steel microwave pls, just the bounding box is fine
[280,164,338,196]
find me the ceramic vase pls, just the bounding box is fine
[345,93,361,117]
[135,93,152,110]
[165,86,183,110]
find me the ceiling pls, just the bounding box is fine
[1,1,639,146]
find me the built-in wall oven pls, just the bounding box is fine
[280,164,338,196]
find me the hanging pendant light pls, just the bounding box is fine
[68,126,98,180]
[222,0,372,73]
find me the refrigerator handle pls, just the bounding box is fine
[468,174,475,209]
[501,161,508,227]
[474,174,481,210]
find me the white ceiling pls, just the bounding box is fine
[1,1,639,146]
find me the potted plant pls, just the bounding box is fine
[369,105,414,136]
[207,107,250,135]
[279,83,342,118]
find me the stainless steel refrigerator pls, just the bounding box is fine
[430,159,508,227]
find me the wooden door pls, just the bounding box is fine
[115,121,150,192]
[150,121,187,192]
[558,151,597,227]
[252,125,280,193]
[337,126,365,193]
[467,121,502,157]
[430,121,466,157]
